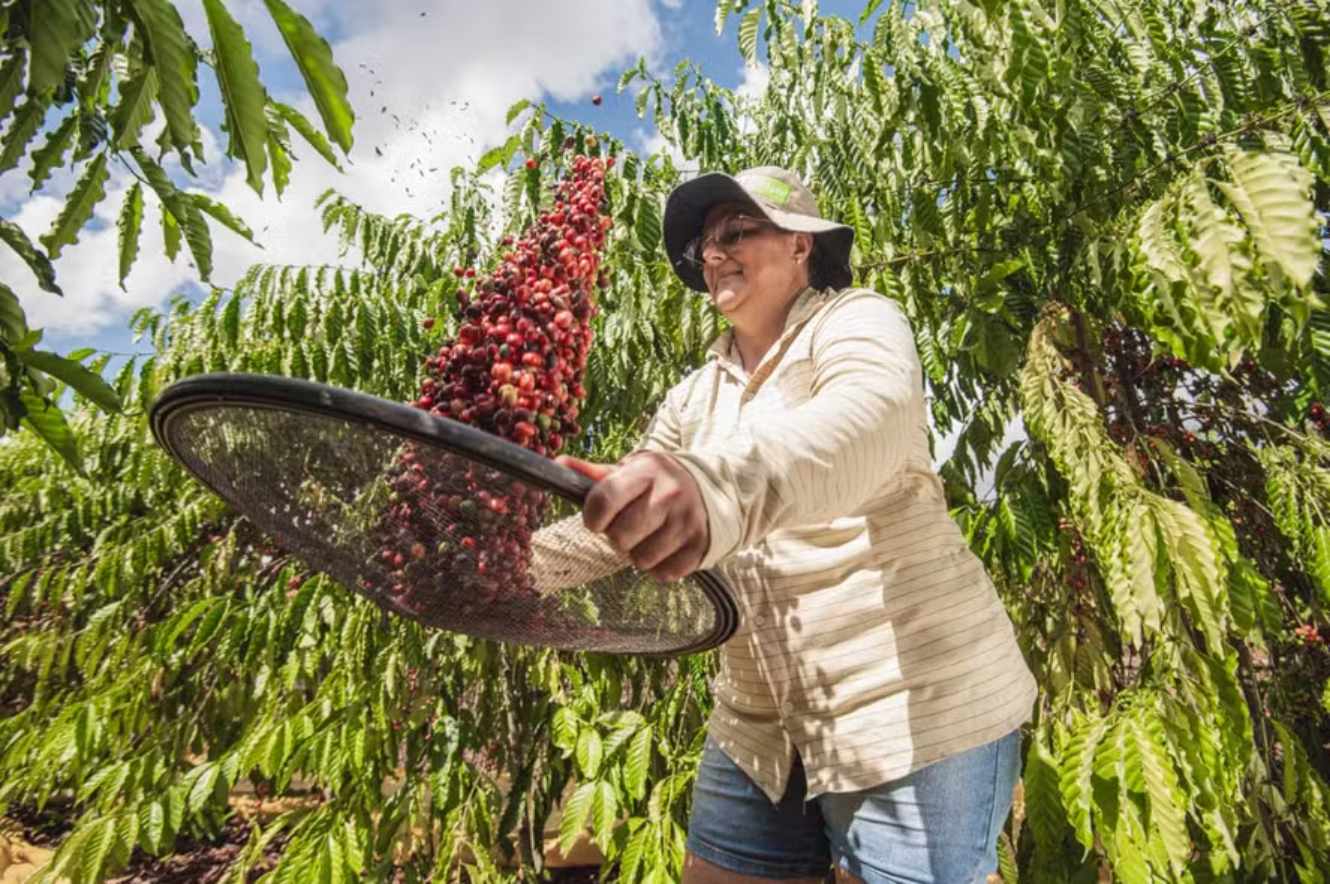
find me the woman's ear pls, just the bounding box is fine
[792,231,814,264]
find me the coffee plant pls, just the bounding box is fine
[0,0,353,473]
[3,0,1330,880]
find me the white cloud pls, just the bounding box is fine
[636,126,688,172]
[9,180,199,336]
[735,61,770,102]
[8,0,665,339]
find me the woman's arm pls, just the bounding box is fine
[670,289,921,570]
[574,290,921,580]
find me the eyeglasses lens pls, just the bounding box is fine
[685,218,762,267]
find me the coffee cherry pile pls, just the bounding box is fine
[367,153,614,616]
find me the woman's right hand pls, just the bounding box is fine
[556,453,710,582]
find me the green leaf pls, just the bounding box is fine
[577,726,603,778]
[974,258,1024,311]
[505,98,531,126]
[162,204,182,261]
[559,781,596,854]
[128,0,201,153]
[222,292,242,347]
[270,101,342,169]
[264,0,354,154]
[187,761,221,812]
[110,66,159,149]
[0,218,61,294]
[635,195,662,254]
[1060,710,1108,851]
[84,815,118,883]
[133,147,212,279]
[738,8,762,64]
[28,0,97,97]
[599,710,645,757]
[138,802,166,854]
[1132,706,1190,876]
[714,0,732,35]
[1024,729,1066,853]
[267,121,293,197]
[39,152,110,259]
[619,822,649,884]
[0,282,28,341]
[189,193,258,244]
[118,183,144,289]
[1153,496,1227,652]
[110,811,138,871]
[848,195,872,258]
[624,725,652,801]
[591,780,617,848]
[0,94,52,175]
[997,832,1018,883]
[204,0,270,193]
[0,48,26,123]
[28,112,78,194]
[1185,175,1246,300]
[859,0,886,24]
[1217,148,1320,288]
[19,391,81,473]
[967,311,1021,377]
[478,134,520,175]
[552,706,580,756]
[17,349,121,413]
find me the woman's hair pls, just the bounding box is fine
[808,236,852,291]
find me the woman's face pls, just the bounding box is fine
[698,203,811,322]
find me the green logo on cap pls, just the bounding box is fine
[745,175,793,208]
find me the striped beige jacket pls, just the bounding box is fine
[540,284,1038,804]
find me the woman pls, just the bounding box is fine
[556,167,1038,884]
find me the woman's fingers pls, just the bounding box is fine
[555,454,615,482]
[646,532,709,583]
[626,512,684,573]
[581,464,648,534]
[604,483,670,558]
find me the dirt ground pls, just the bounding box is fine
[1,803,602,883]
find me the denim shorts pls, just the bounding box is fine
[685,729,1022,883]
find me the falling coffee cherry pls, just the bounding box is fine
[369,153,612,614]
[592,95,603,106]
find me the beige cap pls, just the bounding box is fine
[663,166,854,292]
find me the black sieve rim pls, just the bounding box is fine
[149,373,739,656]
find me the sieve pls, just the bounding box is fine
[150,373,738,656]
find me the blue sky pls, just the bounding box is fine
[4,0,869,367]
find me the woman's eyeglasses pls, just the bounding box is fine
[682,216,774,267]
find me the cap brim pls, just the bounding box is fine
[663,172,855,293]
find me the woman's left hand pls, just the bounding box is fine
[555,452,710,582]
